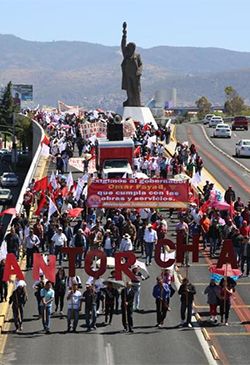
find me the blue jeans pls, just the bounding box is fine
[104,248,113,257]
[209,238,218,256]
[133,285,141,310]
[42,305,52,331]
[67,308,79,330]
[85,304,97,329]
[145,242,154,264]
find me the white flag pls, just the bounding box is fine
[191,172,202,187]
[0,240,7,261]
[48,197,58,222]
[66,171,74,190]
[74,179,84,201]
[41,143,50,157]
[50,171,58,190]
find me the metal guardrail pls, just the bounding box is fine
[2,118,44,237]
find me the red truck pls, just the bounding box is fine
[95,138,134,178]
[232,116,248,131]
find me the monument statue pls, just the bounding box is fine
[121,22,142,107]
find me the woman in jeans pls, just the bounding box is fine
[54,267,67,316]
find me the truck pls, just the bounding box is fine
[95,137,134,178]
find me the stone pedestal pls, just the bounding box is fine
[122,106,158,130]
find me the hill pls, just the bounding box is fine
[1,34,250,108]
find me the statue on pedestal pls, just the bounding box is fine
[121,22,142,107]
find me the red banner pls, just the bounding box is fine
[87,178,189,208]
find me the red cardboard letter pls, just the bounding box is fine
[176,233,199,263]
[114,252,137,281]
[85,250,107,278]
[61,247,84,277]
[33,254,56,283]
[3,253,24,282]
[217,239,238,269]
[155,239,176,268]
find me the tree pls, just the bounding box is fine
[195,96,212,119]
[0,81,15,127]
[224,86,245,115]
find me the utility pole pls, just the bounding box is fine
[11,112,17,169]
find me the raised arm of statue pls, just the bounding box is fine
[121,21,127,57]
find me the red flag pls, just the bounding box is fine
[33,176,48,192]
[61,186,68,197]
[133,146,141,157]
[41,135,50,146]
[68,208,83,218]
[35,193,47,216]
[0,208,17,217]
[198,199,211,215]
[229,202,235,219]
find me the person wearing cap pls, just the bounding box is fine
[51,227,67,266]
[9,281,28,333]
[143,224,158,266]
[152,277,170,328]
[121,282,135,333]
[119,233,133,252]
[102,229,115,257]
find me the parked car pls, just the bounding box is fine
[203,114,215,125]
[213,124,231,138]
[0,172,19,187]
[0,188,13,205]
[209,116,224,128]
[235,139,250,157]
[232,116,248,131]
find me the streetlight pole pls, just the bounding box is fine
[11,112,17,169]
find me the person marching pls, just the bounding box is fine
[82,284,98,332]
[66,282,82,332]
[9,281,27,333]
[103,282,118,325]
[152,277,170,328]
[121,281,135,333]
[40,280,54,334]
[204,279,221,323]
[178,278,196,327]
[131,265,146,311]
[219,278,235,326]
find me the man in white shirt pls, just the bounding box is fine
[51,227,67,266]
[143,224,158,266]
[66,283,82,332]
[25,228,40,269]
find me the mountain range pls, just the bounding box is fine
[1,34,250,110]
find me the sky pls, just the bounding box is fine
[0,0,250,52]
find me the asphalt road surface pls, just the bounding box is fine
[1,126,250,365]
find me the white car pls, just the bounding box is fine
[213,124,231,138]
[235,139,250,157]
[209,116,224,128]
[203,114,215,125]
[0,172,19,187]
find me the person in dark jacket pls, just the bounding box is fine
[152,277,170,328]
[0,259,8,302]
[208,219,221,257]
[204,279,221,322]
[54,267,67,315]
[103,282,118,325]
[224,186,236,205]
[9,281,27,332]
[5,227,20,259]
[71,229,86,268]
[82,284,98,332]
[121,282,135,333]
[240,236,250,276]
[178,278,196,327]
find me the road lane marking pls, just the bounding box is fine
[194,305,250,308]
[174,271,219,365]
[201,125,250,174]
[208,332,250,336]
[105,343,114,365]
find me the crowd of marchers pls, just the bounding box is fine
[0,109,249,334]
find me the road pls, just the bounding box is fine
[1,125,250,365]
